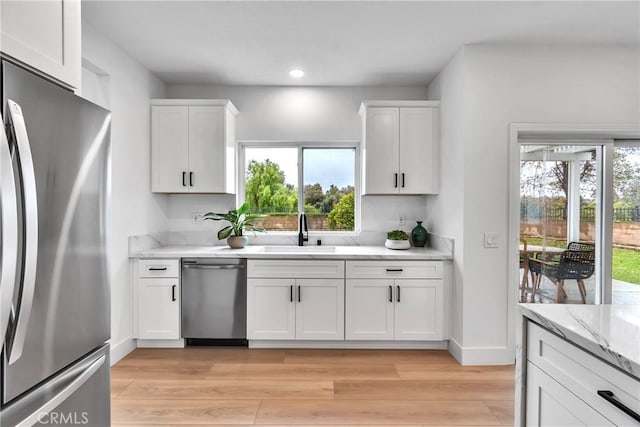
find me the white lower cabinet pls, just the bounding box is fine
[138,278,180,340]
[135,259,181,341]
[524,321,640,426]
[346,261,444,341]
[247,260,345,341]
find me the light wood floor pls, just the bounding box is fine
[111,348,515,426]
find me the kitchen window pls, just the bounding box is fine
[239,142,358,233]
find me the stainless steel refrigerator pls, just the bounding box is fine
[1,60,111,426]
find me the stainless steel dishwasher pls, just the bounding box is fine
[181,258,247,345]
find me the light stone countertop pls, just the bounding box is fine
[519,303,640,379]
[131,245,452,260]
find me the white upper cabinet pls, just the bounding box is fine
[360,101,439,195]
[1,0,81,89]
[150,99,238,194]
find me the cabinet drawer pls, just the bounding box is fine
[527,321,640,425]
[346,261,442,279]
[138,259,180,278]
[248,260,344,278]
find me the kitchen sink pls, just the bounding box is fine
[260,245,337,253]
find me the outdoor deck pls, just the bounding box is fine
[520,274,640,305]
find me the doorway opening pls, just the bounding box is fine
[517,137,640,305]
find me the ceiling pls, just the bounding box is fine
[83,1,640,86]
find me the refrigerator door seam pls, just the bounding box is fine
[5,99,39,365]
[0,112,19,347]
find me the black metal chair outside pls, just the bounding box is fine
[528,242,595,303]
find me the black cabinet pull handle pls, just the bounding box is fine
[394,173,398,188]
[182,172,187,186]
[396,285,401,303]
[171,285,176,302]
[386,268,403,272]
[189,172,193,186]
[148,267,168,271]
[298,285,301,302]
[388,285,393,302]
[597,390,640,422]
[402,173,405,188]
[290,285,293,302]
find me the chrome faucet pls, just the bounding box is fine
[298,213,308,246]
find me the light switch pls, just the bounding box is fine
[484,232,499,248]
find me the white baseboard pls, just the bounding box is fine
[109,337,136,366]
[448,338,515,365]
[137,338,185,348]
[249,340,448,349]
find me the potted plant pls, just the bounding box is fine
[385,229,411,250]
[203,202,265,249]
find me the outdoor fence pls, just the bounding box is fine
[521,206,640,223]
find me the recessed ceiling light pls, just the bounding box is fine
[289,69,305,78]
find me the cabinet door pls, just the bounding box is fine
[295,279,344,340]
[394,279,443,341]
[363,107,399,195]
[345,279,394,340]
[151,106,190,193]
[247,278,296,340]
[188,106,226,193]
[1,0,80,88]
[399,107,437,194]
[526,362,614,426]
[138,278,180,340]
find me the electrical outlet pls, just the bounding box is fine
[192,212,204,224]
[399,216,406,226]
[484,232,499,248]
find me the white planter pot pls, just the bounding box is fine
[227,236,249,249]
[385,239,410,250]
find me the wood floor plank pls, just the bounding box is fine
[118,379,334,400]
[395,364,515,381]
[111,379,134,397]
[117,348,286,367]
[283,349,458,365]
[255,400,502,425]
[334,379,515,400]
[208,363,400,380]
[484,401,515,426]
[111,366,211,381]
[111,399,260,425]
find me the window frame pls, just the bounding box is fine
[238,140,361,235]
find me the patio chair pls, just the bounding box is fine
[529,242,595,303]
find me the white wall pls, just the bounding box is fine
[165,85,431,243]
[428,44,640,364]
[426,49,466,351]
[81,23,168,364]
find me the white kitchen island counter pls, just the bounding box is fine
[519,303,640,378]
[130,245,453,260]
[516,303,640,426]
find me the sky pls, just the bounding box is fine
[245,147,355,191]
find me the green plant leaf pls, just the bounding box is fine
[217,226,233,240]
[237,202,250,216]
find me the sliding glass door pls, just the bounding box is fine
[519,143,602,304]
[519,140,640,305]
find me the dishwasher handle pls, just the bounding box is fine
[182,264,245,270]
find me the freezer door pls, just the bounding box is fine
[1,344,110,427]
[2,61,111,404]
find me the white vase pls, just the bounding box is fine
[385,239,410,250]
[227,236,249,249]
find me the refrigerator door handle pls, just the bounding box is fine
[0,112,19,346]
[16,354,106,427]
[6,99,39,365]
